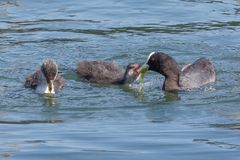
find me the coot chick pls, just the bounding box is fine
[24,59,64,94]
[77,61,140,84]
[141,52,216,91]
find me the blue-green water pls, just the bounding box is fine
[0,0,240,159]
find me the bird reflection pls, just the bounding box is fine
[42,94,57,107]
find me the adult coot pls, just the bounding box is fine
[141,52,216,91]
[24,59,64,94]
[77,61,140,85]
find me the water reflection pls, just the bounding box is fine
[180,0,224,4]
[163,91,181,102]
[0,119,63,124]
[133,87,180,102]
[194,139,240,150]
[0,0,19,7]
[0,139,46,159]
[0,0,240,159]
[210,123,240,130]
[1,20,240,37]
[41,94,57,107]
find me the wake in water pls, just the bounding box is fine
[130,76,216,96]
[130,77,163,92]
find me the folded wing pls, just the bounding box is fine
[179,58,216,89]
[77,61,125,84]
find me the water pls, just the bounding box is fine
[0,0,240,159]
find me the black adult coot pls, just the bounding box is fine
[24,59,64,94]
[77,61,141,84]
[141,52,216,91]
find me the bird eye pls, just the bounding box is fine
[151,57,155,61]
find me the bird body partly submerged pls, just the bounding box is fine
[179,58,216,90]
[77,60,140,85]
[24,59,64,94]
[142,52,216,91]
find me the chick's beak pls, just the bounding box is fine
[134,64,141,75]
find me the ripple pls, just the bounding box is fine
[0,119,63,124]
[0,0,18,7]
[0,19,100,25]
[1,21,240,36]
[7,38,86,45]
[210,123,240,129]
[181,0,224,4]
[0,0,240,159]
[194,139,240,150]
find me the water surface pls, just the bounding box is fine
[0,0,240,159]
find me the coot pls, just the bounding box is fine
[141,52,216,91]
[24,59,64,94]
[77,60,141,85]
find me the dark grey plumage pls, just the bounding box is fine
[41,60,58,84]
[77,61,140,84]
[146,52,216,91]
[24,59,64,93]
[179,58,216,89]
[24,70,41,89]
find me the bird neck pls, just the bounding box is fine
[163,76,180,91]
[36,71,55,94]
[117,72,129,84]
[117,69,135,84]
[162,68,181,91]
[48,80,55,94]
